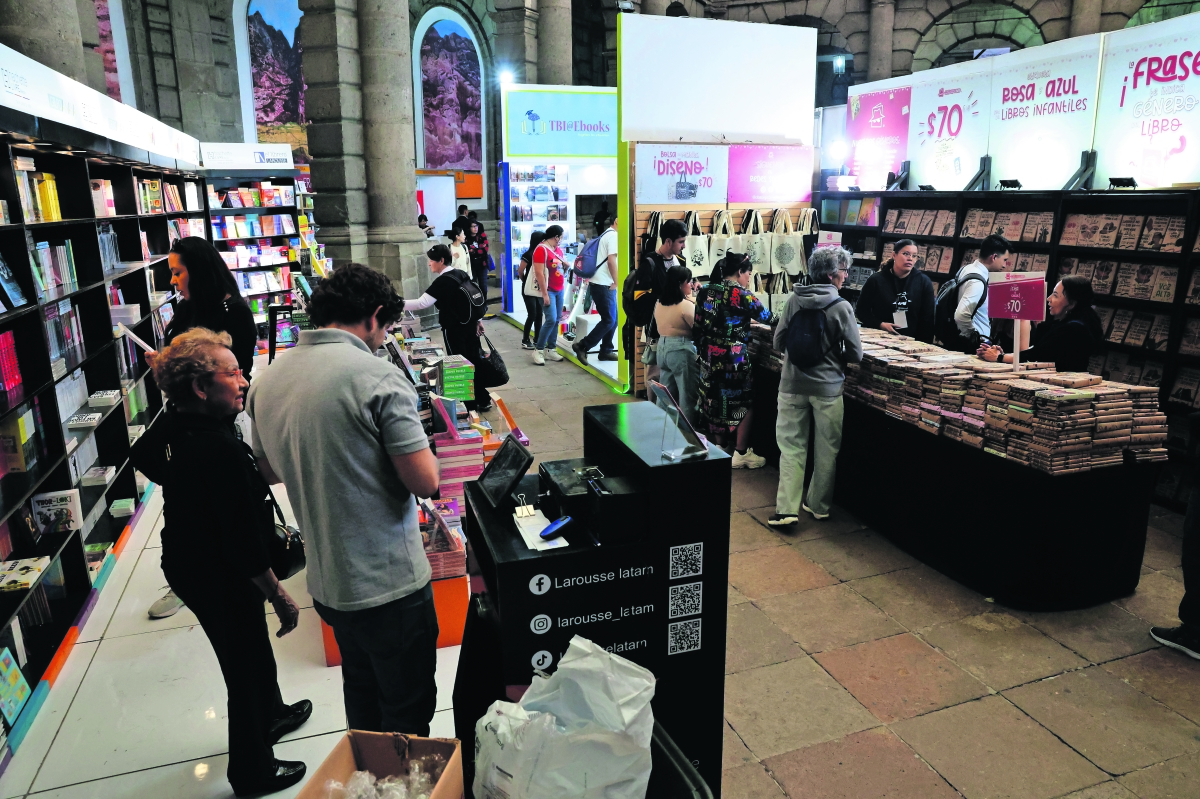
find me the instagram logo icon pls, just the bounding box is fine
[530,614,552,634]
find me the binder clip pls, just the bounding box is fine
[515,494,536,518]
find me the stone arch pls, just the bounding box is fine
[905,3,1049,74]
[666,2,690,16]
[1125,0,1200,27]
[412,6,490,173]
[724,1,869,80]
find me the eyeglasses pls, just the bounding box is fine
[211,368,244,378]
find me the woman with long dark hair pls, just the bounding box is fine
[519,231,547,349]
[654,265,699,424]
[467,216,491,304]
[977,275,1104,372]
[449,218,472,275]
[693,253,775,467]
[148,236,258,620]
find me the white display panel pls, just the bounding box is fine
[635,144,729,204]
[618,15,816,144]
[907,60,993,192]
[986,35,1102,190]
[1094,15,1200,188]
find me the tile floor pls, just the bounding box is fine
[1,317,1195,799]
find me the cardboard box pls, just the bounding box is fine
[295,731,463,799]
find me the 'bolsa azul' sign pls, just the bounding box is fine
[502,87,618,158]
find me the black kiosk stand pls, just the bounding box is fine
[453,401,731,797]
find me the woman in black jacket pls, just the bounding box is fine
[149,237,259,619]
[855,239,936,342]
[130,328,310,797]
[978,275,1103,372]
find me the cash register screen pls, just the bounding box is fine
[477,435,534,508]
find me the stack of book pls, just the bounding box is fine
[44,299,85,378]
[433,429,484,501]
[419,500,466,580]
[13,157,61,223]
[437,355,475,402]
[135,179,163,214]
[1129,385,1168,462]
[0,557,50,591]
[1081,382,1132,468]
[162,182,188,213]
[1026,388,1096,474]
[85,542,112,582]
[30,237,79,293]
[747,322,783,373]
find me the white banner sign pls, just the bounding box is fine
[634,143,729,204]
[1095,17,1200,187]
[200,142,295,170]
[0,43,200,164]
[908,61,993,191]
[987,35,1102,190]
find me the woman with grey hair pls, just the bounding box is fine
[768,246,863,526]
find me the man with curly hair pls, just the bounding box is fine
[247,263,442,735]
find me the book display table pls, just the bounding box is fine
[833,401,1155,611]
[453,402,731,797]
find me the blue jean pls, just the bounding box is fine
[656,335,698,425]
[313,583,439,734]
[576,283,617,354]
[535,288,564,350]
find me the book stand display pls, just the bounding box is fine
[0,110,187,759]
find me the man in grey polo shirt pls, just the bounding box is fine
[247,263,441,735]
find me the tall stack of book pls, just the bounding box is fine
[1026,388,1095,473]
[13,158,62,223]
[433,430,484,502]
[437,355,475,401]
[1079,381,1132,468]
[1129,385,1168,462]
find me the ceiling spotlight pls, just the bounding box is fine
[499,70,515,85]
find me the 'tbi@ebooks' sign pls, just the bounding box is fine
[503,89,617,159]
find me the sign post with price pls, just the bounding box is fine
[989,271,1047,369]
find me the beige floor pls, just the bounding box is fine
[481,316,1200,799]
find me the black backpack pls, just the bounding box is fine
[622,253,666,329]
[934,268,988,352]
[785,297,847,368]
[446,269,486,325]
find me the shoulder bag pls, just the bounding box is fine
[264,484,306,580]
[475,333,509,388]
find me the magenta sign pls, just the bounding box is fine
[847,87,911,190]
[988,272,1047,321]
[727,144,814,203]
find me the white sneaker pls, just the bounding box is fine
[802,503,830,520]
[546,348,564,362]
[731,448,766,469]
[532,349,545,365]
[149,588,185,619]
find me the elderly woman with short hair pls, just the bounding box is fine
[768,247,863,527]
[130,327,311,797]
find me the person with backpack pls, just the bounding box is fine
[571,215,620,363]
[976,275,1103,372]
[519,231,546,349]
[769,246,862,525]
[936,234,1012,352]
[530,225,570,365]
[405,244,492,411]
[693,252,776,468]
[856,239,935,342]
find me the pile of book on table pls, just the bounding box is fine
[437,356,475,402]
[841,329,1167,473]
[747,322,783,373]
[418,498,466,579]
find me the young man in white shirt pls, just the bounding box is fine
[953,234,1012,350]
[572,216,620,363]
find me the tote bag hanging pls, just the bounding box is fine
[681,211,711,276]
[771,209,808,277]
[709,210,739,268]
[741,209,774,274]
[640,211,663,256]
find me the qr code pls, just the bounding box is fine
[668,619,702,655]
[669,543,703,579]
[669,581,703,619]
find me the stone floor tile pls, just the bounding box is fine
[526,429,582,454]
[763,727,961,799]
[891,695,1106,799]
[921,613,1087,691]
[1117,751,1200,798]
[746,504,866,541]
[814,633,987,723]
[721,763,787,799]
[849,566,994,631]
[728,547,838,600]
[724,657,878,759]
[1014,604,1161,664]
[1103,649,1200,725]
[1004,667,1200,774]
[726,603,807,674]
[1147,507,1184,537]
[757,584,905,654]
[1114,573,1185,629]
[730,512,787,554]
[523,382,585,401]
[731,468,782,511]
[796,529,921,582]
[724,719,758,770]
[729,585,752,605]
[1143,526,1184,572]
[1058,783,1139,799]
[1161,566,1185,583]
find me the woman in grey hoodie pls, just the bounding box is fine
[769,246,863,526]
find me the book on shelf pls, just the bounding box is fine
[0,556,50,592]
[1095,305,1116,337]
[881,242,894,261]
[0,253,27,310]
[1111,354,1145,384]
[0,406,38,473]
[139,230,151,259]
[1116,215,1144,250]
[858,197,877,226]
[0,618,23,667]
[1000,212,1026,241]
[1092,214,1121,247]
[1152,266,1179,303]
[960,248,979,268]
[1107,309,1134,342]
[1180,318,1200,355]
[1091,261,1117,295]
[1021,212,1054,243]
[913,209,935,236]
[882,208,899,232]
[1059,214,1084,246]
[958,208,981,238]
[933,209,955,237]
[184,182,200,212]
[1013,253,1034,272]
[1171,367,1200,406]
[110,497,136,517]
[924,246,942,272]
[65,412,101,429]
[1141,361,1165,387]
[97,222,120,276]
[1075,260,1097,281]
[44,299,84,371]
[88,390,121,407]
[1145,314,1172,351]
[0,646,31,725]
[1122,313,1153,346]
[894,208,917,234]
[89,179,116,217]
[1113,263,1146,299]
[81,465,116,486]
[1031,253,1050,272]
[1058,257,1077,276]
[1076,214,1103,246]
[1139,216,1171,251]
[937,247,955,273]
[974,211,996,239]
[1162,216,1187,253]
[844,199,862,225]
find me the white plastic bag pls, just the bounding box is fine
[474,636,656,799]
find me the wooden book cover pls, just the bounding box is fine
[933,209,956,237]
[1023,211,1054,243]
[974,211,996,239]
[1152,266,1178,303]
[917,209,938,236]
[959,208,981,239]
[1091,261,1117,295]
[1145,314,1172,352]
[1059,214,1084,246]
[992,212,1012,238]
[1140,361,1165,387]
[1170,367,1200,406]
[1163,216,1187,253]
[1179,318,1200,355]
[1185,269,1200,304]
[882,208,899,232]
[1003,212,1027,242]
[893,209,916,234]
[1076,214,1102,247]
[925,246,943,272]
[1095,305,1116,337]
[1139,216,1170,251]
[938,247,956,273]
[1116,215,1144,250]
[1094,214,1122,248]
[1123,314,1154,347]
[1113,263,1140,298]
[1107,309,1135,343]
[1058,257,1078,277]
[1032,253,1050,272]
[960,249,979,268]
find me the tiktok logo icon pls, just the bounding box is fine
[529,574,551,595]
[532,650,553,670]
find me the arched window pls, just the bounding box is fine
[666,2,689,17]
[413,9,485,171]
[235,0,308,163]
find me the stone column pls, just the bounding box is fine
[358,0,431,299]
[1069,0,1102,37]
[0,0,88,83]
[492,0,539,83]
[868,0,895,81]
[300,0,369,267]
[537,0,573,85]
[642,0,669,15]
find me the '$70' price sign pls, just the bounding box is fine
[926,104,963,139]
[988,272,1046,321]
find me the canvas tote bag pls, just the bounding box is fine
[708,210,739,268]
[740,209,773,274]
[681,211,711,276]
[771,209,808,277]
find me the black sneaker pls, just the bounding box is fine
[1151,625,1200,660]
[768,513,799,527]
[572,341,589,363]
[521,340,534,350]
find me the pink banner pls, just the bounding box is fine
[727,144,814,203]
[988,272,1047,321]
[847,87,911,190]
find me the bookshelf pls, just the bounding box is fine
[0,126,186,752]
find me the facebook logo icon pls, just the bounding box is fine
[529,574,551,595]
